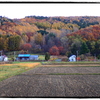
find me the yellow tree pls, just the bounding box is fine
[0,37,8,51]
[22,34,28,43]
[35,33,43,45]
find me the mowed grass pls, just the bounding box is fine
[0,62,41,81]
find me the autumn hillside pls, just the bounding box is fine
[0,16,100,58]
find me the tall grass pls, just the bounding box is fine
[0,63,40,81]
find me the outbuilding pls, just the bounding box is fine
[17,54,39,61]
[29,55,39,60]
[69,55,76,62]
[18,54,30,60]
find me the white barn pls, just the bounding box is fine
[69,55,76,62]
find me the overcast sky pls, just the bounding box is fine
[0,3,100,19]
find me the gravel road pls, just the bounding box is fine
[0,66,100,97]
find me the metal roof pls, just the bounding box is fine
[18,54,30,57]
[30,55,38,58]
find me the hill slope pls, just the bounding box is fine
[0,16,100,57]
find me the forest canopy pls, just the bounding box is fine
[0,16,100,57]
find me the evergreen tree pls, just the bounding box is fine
[94,40,100,55]
[71,44,78,55]
[80,42,89,54]
[45,52,50,61]
[71,38,82,55]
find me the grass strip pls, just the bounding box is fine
[42,61,100,65]
[42,65,100,67]
[0,63,41,82]
[48,73,100,75]
[25,73,100,75]
[12,61,41,64]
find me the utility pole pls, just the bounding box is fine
[0,50,2,56]
[14,51,15,62]
[94,54,96,62]
[76,50,78,62]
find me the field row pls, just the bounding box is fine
[0,66,100,97]
[0,61,100,82]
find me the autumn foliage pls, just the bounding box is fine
[67,25,100,41]
[49,46,59,55]
[58,46,64,54]
[21,43,32,51]
[1,16,100,57]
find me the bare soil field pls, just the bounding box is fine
[25,66,100,74]
[0,65,100,97]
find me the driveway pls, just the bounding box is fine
[0,66,100,97]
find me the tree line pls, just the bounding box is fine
[0,16,100,58]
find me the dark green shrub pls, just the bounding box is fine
[97,54,100,59]
[11,57,14,61]
[45,52,50,61]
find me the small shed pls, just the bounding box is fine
[69,55,76,62]
[18,54,30,60]
[29,55,39,60]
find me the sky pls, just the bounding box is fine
[0,1,100,19]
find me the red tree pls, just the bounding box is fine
[58,46,64,54]
[21,43,32,51]
[49,45,59,55]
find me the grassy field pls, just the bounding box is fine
[0,62,40,81]
[0,52,45,81]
